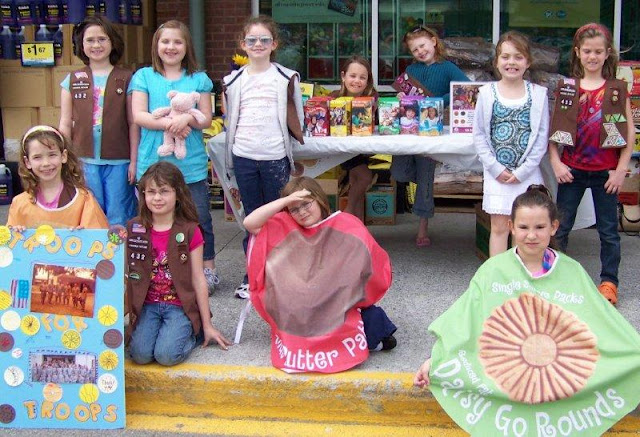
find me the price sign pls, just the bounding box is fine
[20,42,55,67]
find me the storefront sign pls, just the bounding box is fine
[273,0,360,23]
[508,0,600,28]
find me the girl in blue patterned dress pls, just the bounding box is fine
[473,31,549,256]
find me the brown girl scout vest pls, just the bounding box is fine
[125,219,205,342]
[549,78,629,149]
[69,66,132,159]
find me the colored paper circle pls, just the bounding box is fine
[96,259,116,280]
[103,329,123,349]
[61,329,82,349]
[78,383,100,403]
[0,226,10,245]
[34,225,56,245]
[20,314,40,336]
[0,291,12,310]
[11,348,22,359]
[97,305,118,326]
[99,350,119,371]
[107,225,126,245]
[1,310,21,331]
[42,383,63,403]
[0,404,15,424]
[4,366,24,387]
[0,333,14,352]
[0,247,13,268]
[97,373,118,394]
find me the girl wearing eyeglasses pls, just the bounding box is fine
[243,176,397,371]
[223,15,305,299]
[58,16,138,227]
[130,20,219,294]
[391,26,469,248]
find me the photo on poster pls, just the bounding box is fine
[450,81,486,134]
[29,351,97,384]
[30,263,97,318]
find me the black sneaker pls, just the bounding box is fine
[381,335,397,351]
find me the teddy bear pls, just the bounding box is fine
[152,90,207,159]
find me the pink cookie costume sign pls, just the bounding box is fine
[248,212,391,373]
[0,226,125,429]
[427,249,640,436]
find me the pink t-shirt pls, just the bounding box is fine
[144,226,204,306]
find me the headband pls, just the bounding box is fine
[575,23,611,42]
[21,125,66,152]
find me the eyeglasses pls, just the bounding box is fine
[144,188,175,198]
[83,37,110,46]
[289,200,314,216]
[243,36,274,48]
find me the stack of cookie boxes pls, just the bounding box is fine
[616,61,640,206]
[1,6,155,148]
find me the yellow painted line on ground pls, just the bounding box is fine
[127,413,467,437]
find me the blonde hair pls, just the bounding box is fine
[19,126,86,203]
[152,20,200,75]
[403,26,446,63]
[570,23,618,79]
[281,177,331,219]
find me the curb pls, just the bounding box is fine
[125,361,640,435]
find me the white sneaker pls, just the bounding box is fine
[204,268,220,295]
[234,282,249,299]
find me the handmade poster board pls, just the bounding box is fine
[0,226,125,429]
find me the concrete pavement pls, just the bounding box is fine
[1,204,639,435]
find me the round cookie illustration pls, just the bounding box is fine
[107,225,127,245]
[42,383,63,403]
[20,314,40,336]
[0,332,14,352]
[1,310,21,331]
[97,305,118,326]
[103,329,123,348]
[0,404,15,424]
[34,225,56,245]
[99,350,119,371]
[61,329,82,350]
[96,260,116,280]
[79,383,100,403]
[0,290,11,310]
[478,293,599,404]
[0,226,11,245]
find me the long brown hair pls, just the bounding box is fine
[137,161,199,228]
[338,55,375,97]
[403,26,446,63]
[281,176,331,220]
[151,20,200,75]
[19,126,86,203]
[73,15,124,66]
[493,31,532,77]
[570,23,618,79]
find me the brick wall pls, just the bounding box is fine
[156,0,252,87]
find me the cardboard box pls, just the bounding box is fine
[617,61,640,96]
[37,107,61,127]
[0,67,53,108]
[2,108,38,139]
[619,174,640,205]
[365,184,396,225]
[52,65,78,107]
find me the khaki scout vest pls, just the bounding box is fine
[125,219,204,342]
[69,66,132,159]
[549,78,629,149]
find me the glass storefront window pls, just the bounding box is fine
[258,0,638,85]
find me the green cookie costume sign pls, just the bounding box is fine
[428,249,640,436]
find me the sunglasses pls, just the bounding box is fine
[243,36,274,48]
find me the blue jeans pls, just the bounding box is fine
[390,155,436,218]
[233,155,290,281]
[83,162,137,226]
[129,303,198,366]
[555,168,620,286]
[188,180,215,261]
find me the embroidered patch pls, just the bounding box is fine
[602,123,627,148]
[74,71,88,79]
[132,223,146,233]
[604,113,627,123]
[179,253,188,263]
[549,130,573,146]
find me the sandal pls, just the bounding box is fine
[416,236,431,248]
[598,281,618,305]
